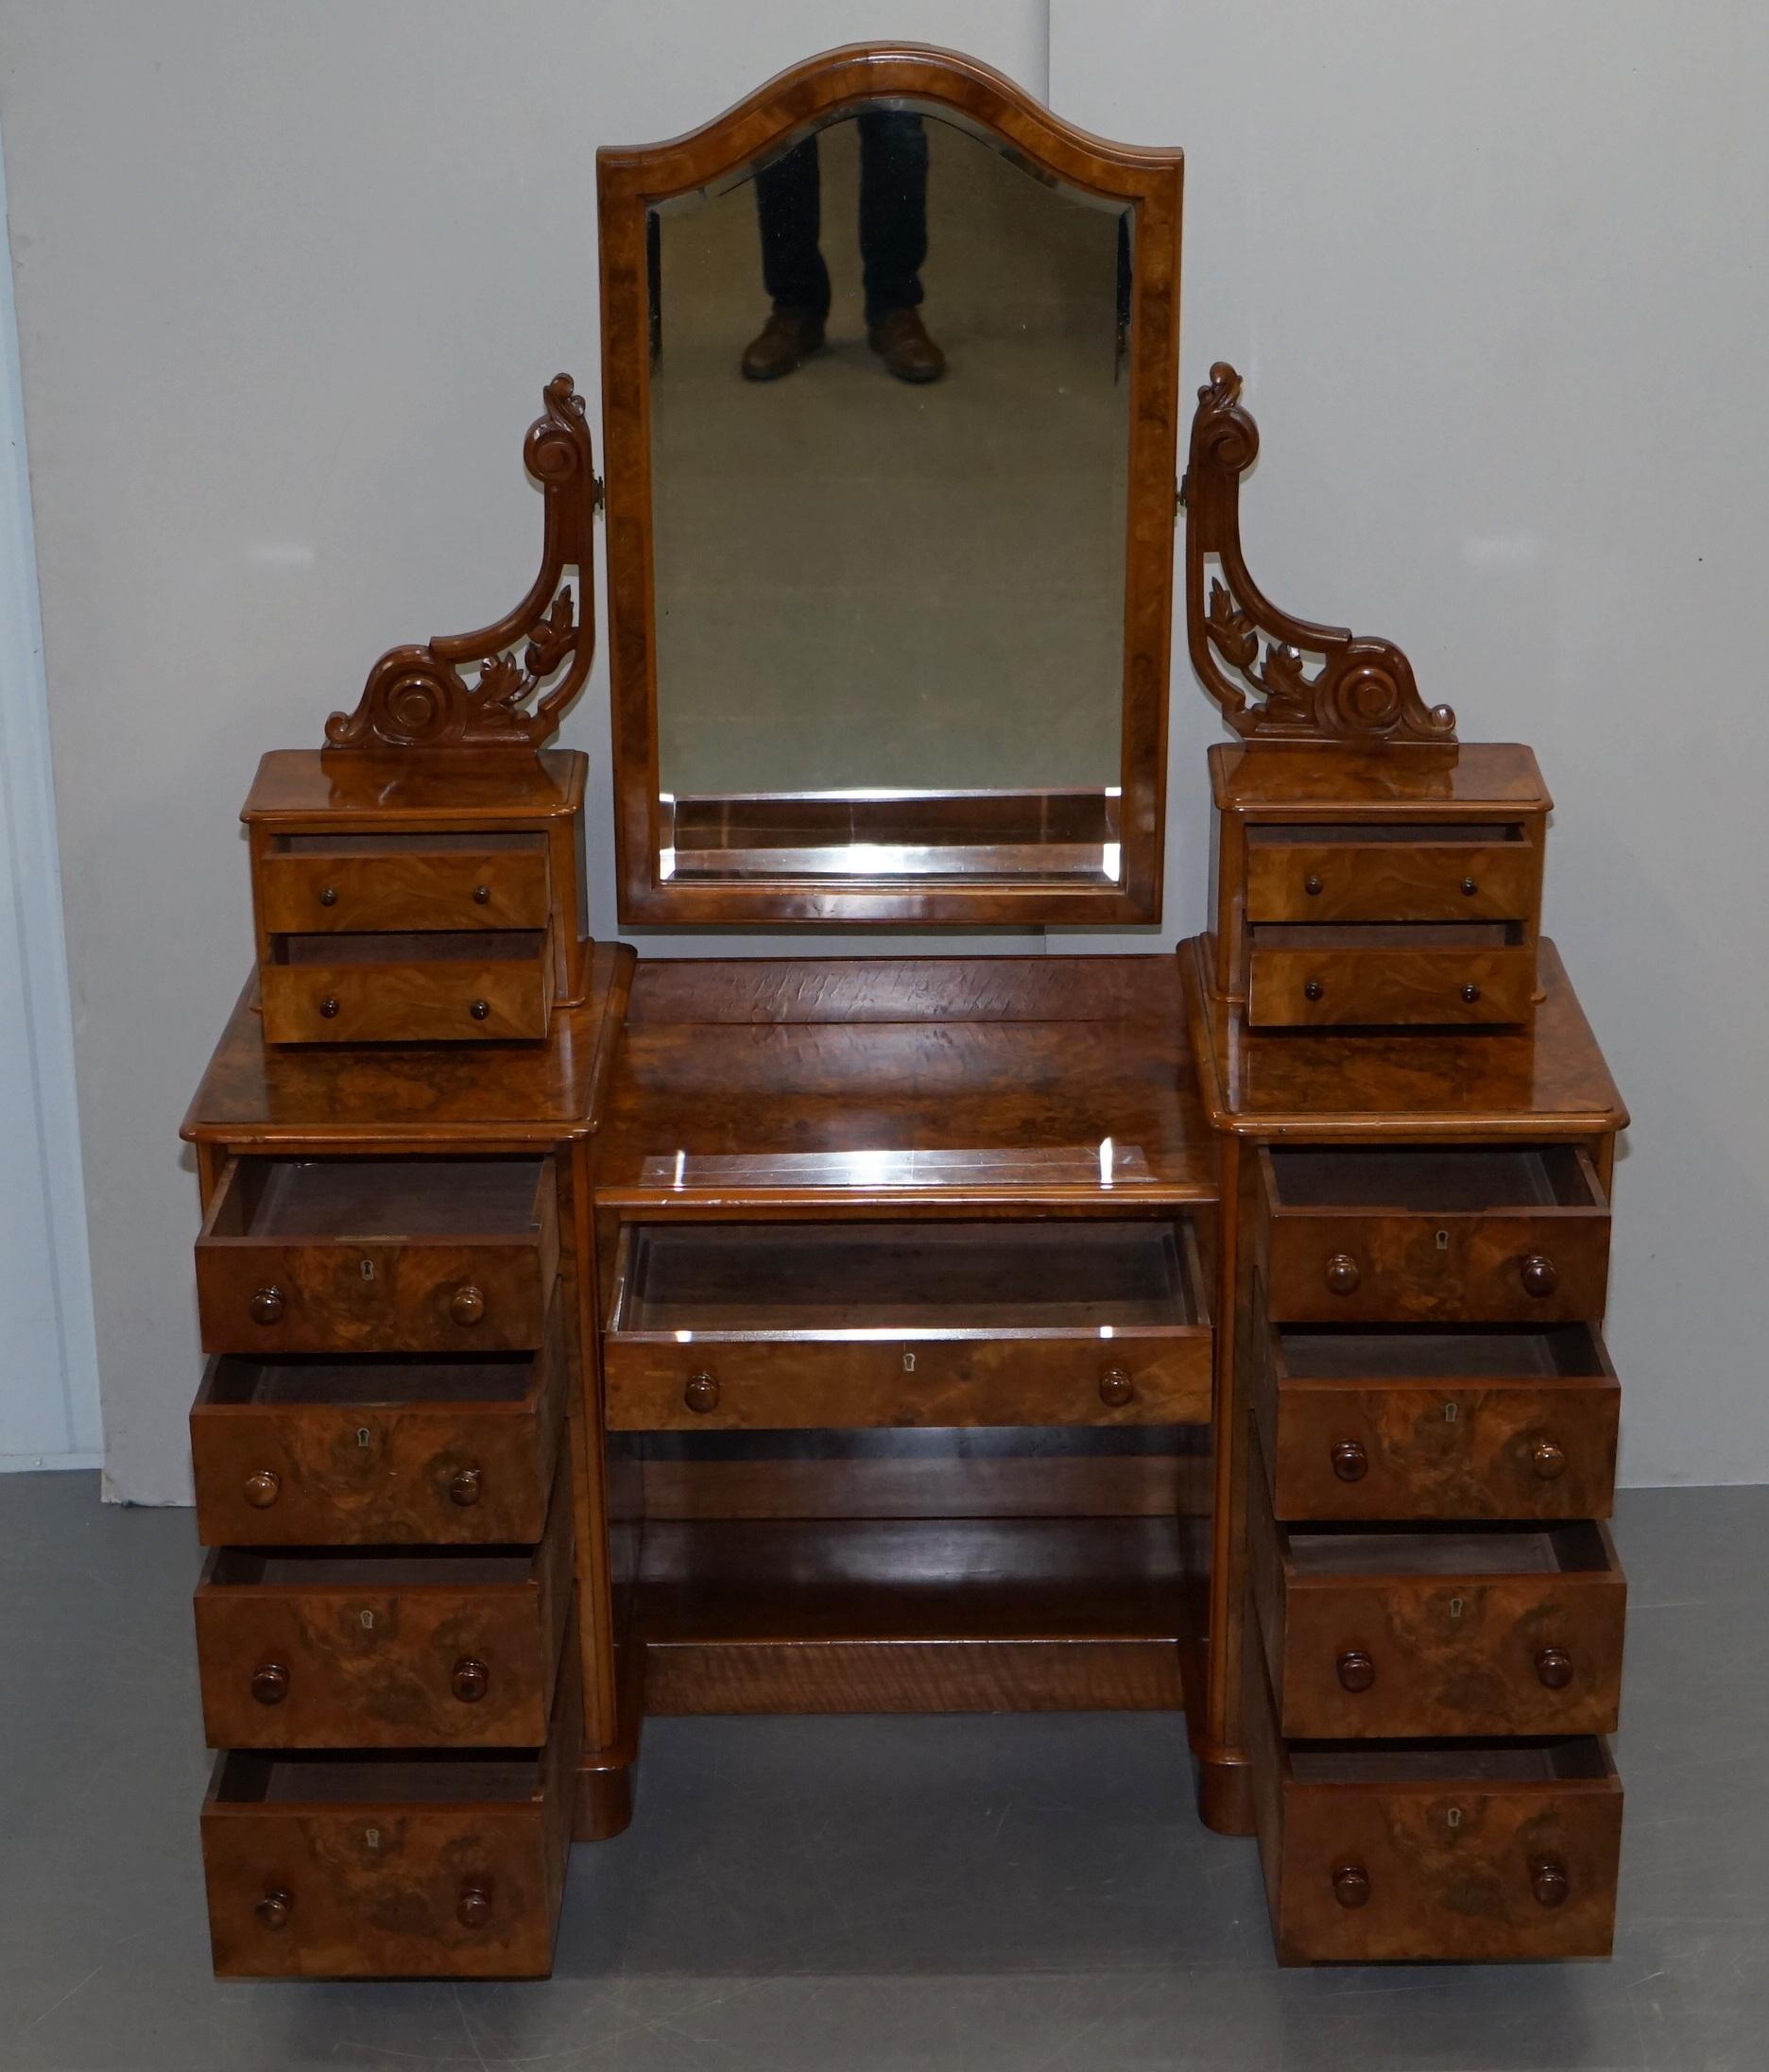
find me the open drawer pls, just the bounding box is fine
[1248,1437,1624,1740]
[194,1456,573,1750]
[200,1632,579,1978]
[603,1217,1212,1430]
[1258,1143,1610,1325]
[1245,1611,1621,1965]
[196,1155,558,1355]
[1251,1318,1620,1521]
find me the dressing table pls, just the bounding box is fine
[180,43,1627,1976]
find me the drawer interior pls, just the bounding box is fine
[1247,822,1525,849]
[213,1749,543,1805]
[201,1350,538,1409]
[1249,922,1525,950]
[207,1545,534,1587]
[1288,1736,1611,1785]
[611,1218,1204,1335]
[270,930,546,968]
[208,1156,547,1240]
[1265,1143,1601,1214]
[1277,1322,1607,1381]
[271,832,545,858]
[1284,1518,1610,1581]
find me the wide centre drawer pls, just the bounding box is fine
[261,930,552,1045]
[603,1218,1212,1430]
[258,832,550,933]
[1251,1318,1620,1520]
[200,1630,579,1978]
[1248,1445,1625,1740]
[1244,1613,1622,1965]
[1259,1143,1610,1324]
[196,1155,558,1355]
[194,1456,573,1750]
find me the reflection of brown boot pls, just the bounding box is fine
[867,307,946,383]
[740,307,826,381]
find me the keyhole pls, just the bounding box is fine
[1435,1229,1451,1252]
[356,1427,371,1448]
[359,1257,376,1281]
[1449,1597,1465,1620]
[1447,1807,1463,1830]
[360,1609,375,1630]
[1444,1402,1459,1424]
[902,1351,917,1374]
[364,1827,381,1851]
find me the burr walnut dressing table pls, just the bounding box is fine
[180,43,1628,1977]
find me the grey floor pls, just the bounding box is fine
[1,1477,1762,2072]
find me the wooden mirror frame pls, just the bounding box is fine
[597,43,1183,925]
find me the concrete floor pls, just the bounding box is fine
[0,1475,1762,2072]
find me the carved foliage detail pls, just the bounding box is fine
[1184,362,1456,745]
[324,374,599,753]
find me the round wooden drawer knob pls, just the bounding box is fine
[684,1371,720,1414]
[255,1888,293,1931]
[1531,1439,1568,1481]
[457,1880,494,1929]
[1520,1254,1558,1298]
[449,1464,484,1508]
[250,1286,285,1327]
[1461,877,1478,897]
[1303,979,1325,1002]
[451,1657,490,1704]
[318,885,339,907]
[1098,1366,1135,1409]
[1336,1649,1376,1693]
[243,1468,282,1509]
[472,883,492,905]
[469,998,490,1021]
[1530,1856,1571,1909]
[1331,1439,1368,1482]
[1462,983,1482,1004]
[1535,1646,1574,1689]
[1304,874,1324,897]
[450,1285,486,1327]
[1324,1253,1361,1296]
[1331,1861,1371,1909]
[250,1661,290,1706]
[318,997,340,1019]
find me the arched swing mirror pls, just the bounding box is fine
[598,44,1183,923]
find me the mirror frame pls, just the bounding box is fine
[597,43,1183,925]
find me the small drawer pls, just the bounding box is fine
[261,931,551,1044]
[194,1456,573,1750]
[200,1631,580,1978]
[1248,1444,1625,1739]
[1245,825,1537,926]
[602,1218,1212,1430]
[196,1155,558,1356]
[1246,926,1535,1028]
[1252,1319,1620,1521]
[189,1302,566,1546]
[1259,1143,1610,1325]
[258,832,550,934]
[1244,1617,1622,1965]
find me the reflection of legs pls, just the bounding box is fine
[744,137,829,380]
[858,111,945,382]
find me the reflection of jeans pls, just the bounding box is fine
[755,111,929,325]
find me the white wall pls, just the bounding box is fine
[1052,0,1769,1488]
[3,1,1763,1498]
[0,101,100,1470]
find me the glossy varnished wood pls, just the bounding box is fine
[262,932,553,1045]
[1247,938,1537,1030]
[257,836,551,934]
[598,45,1182,925]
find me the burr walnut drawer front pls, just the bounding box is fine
[1244,1618,1621,1965]
[1259,1144,1609,1325]
[188,1302,567,1547]
[260,930,552,1044]
[257,832,551,934]
[200,1635,579,1979]
[1248,1448,1624,1740]
[602,1218,1212,1430]
[1246,926,1535,1028]
[1244,824,1538,926]
[1252,1319,1620,1521]
[194,1456,572,1750]
[196,1156,558,1355]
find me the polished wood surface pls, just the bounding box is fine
[257,836,552,933]
[262,931,553,1044]
[1245,835,1537,925]
[194,1459,573,1749]
[1246,937,1537,1030]
[200,1634,580,1979]
[598,44,1181,925]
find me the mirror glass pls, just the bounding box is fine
[646,100,1132,884]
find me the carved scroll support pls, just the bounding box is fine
[325,374,602,753]
[1183,363,1454,745]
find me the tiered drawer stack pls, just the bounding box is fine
[1242,1141,1625,1963]
[186,1151,578,1978]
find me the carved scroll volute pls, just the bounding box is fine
[1183,362,1455,745]
[324,374,601,752]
